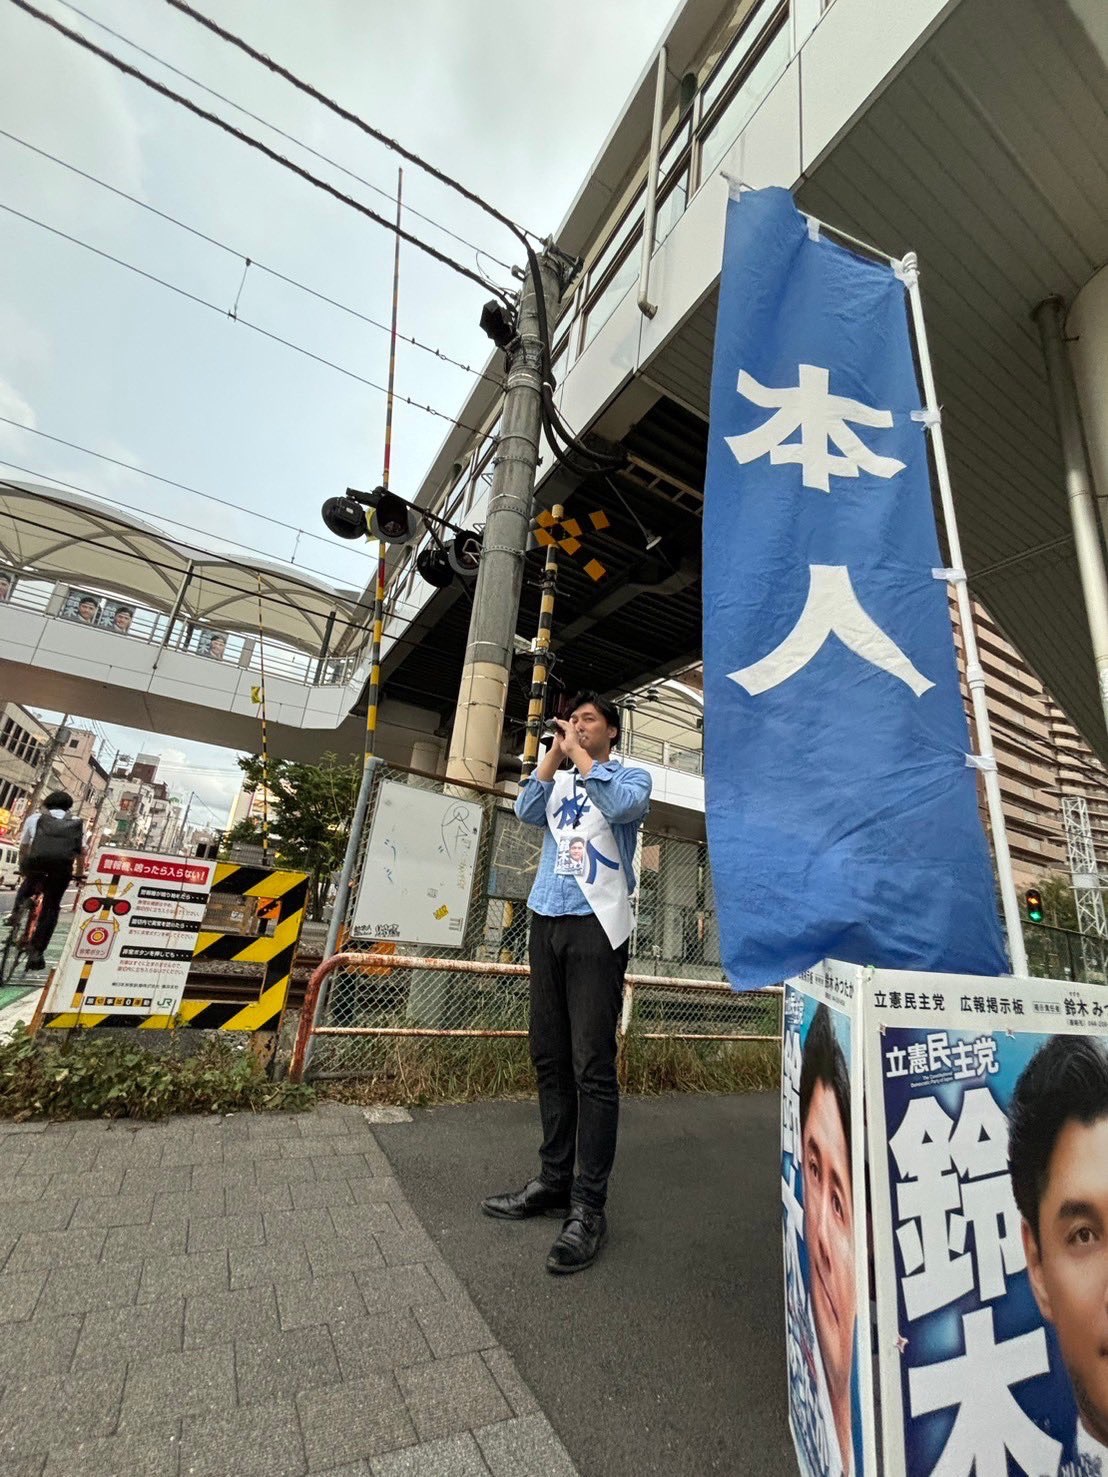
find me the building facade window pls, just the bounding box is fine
[697,12,791,186]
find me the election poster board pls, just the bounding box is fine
[864,969,1108,1477]
[349,781,484,947]
[782,962,876,1477]
[46,848,215,1017]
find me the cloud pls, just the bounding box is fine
[0,1,146,196]
[0,379,36,432]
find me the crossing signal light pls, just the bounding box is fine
[320,496,368,541]
[415,545,455,589]
[368,491,418,546]
[1025,889,1044,924]
[446,531,482,579]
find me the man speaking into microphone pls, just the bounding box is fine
[482,692,652,1274]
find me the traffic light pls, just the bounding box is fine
[1025,888,1044,924]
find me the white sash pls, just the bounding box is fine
[545,769,634,950]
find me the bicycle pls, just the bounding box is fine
[0,880,46,987]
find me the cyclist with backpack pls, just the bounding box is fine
[15,790,86,969]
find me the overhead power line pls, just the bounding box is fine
[0,416,378,570]
[0,200,493,440]
[159,0,540,246]
[0,454,434,623]
[146,0,619,482]
[0,128,505,390]
[51,0,517,275]
[7,0,512,303]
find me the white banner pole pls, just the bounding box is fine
[900,251,1028,977]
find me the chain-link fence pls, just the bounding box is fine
[293,763,777,1080]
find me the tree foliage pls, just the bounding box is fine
[223,752,359,919]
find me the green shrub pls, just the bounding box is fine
[0,1026,315,1121]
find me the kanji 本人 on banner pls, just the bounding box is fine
[702,185,1006,987]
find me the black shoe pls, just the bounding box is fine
[25,952,45,970]
[546,1204,607,1274]
[481,1178,570,1221]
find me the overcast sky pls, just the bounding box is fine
[0,0,675,818]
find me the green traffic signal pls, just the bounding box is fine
[1025,889,1044,924]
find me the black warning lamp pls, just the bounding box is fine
[447,531,483,579]
[321,496,368,540]
[416,545,455,589]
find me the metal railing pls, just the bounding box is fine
[1024,920,1108,986]
[619,731,704,775]
[289,953,781,1081]
[289,761,764,1080]
[0,576,368,689]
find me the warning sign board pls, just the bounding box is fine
[45,848,216,1018]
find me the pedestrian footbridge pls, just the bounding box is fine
[0,480,386,762]
[0,481,706,830]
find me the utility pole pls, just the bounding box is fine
[87,745,120,854]
[446,249,568,786]
[178,791,196,854]
[24,713,71,817]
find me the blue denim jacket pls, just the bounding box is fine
[514,761,652,918]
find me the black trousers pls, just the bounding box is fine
[528,911,629,1211]
[17,863,72,955]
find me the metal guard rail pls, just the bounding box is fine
[289,951,782,1081]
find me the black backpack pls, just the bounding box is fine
[28,812,83,864]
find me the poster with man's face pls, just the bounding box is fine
[865,971,1108,1477]
[197,630,227,660]
[782,962,874,1477]
[100,600,135,635]
[62,588,100,624]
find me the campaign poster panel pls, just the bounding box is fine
[865,970,1108,1477]
[782,961,876,1477]
[46,848,216,1017]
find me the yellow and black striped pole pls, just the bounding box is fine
[364,167,402,767]
[254,573,271,865]
[521,502,563,779]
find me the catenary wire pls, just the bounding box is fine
[0,413,379,570]
[0,200,494,440]
[7,0,512,303]
[139,0,615,476]
[0,129,504,390]
[51,0,517,275]
[0,466,455,641]
[159,0,540,246]
[9,3,611,482]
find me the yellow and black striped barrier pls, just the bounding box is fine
[39,862,309,1038]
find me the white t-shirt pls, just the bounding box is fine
[20,807,69,845]
[1077,1421,1108,1475]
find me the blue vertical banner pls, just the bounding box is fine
[703,186,1006,988]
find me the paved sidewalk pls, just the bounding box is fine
[375,1095,793,1477]
[0,1104,578,1476]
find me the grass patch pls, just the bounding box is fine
[0,1026,315,1121]
[318,1032,780,1108]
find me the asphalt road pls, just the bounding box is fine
[375,1092,795,1477]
